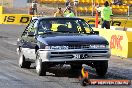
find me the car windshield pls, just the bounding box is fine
[38,18,93,34]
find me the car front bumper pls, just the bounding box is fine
[39,49,111,62]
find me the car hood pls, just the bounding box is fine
[37,33,108,46]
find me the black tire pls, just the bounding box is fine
[94,61,108,77]
[71,64,82,70]
[70,64,82,77]
[36,50,47,76]
[18,51,31,68]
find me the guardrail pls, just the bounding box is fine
[82,17,132,28]
[0,14,132,27]
[94,28,132,58]
[0,14,32,25]
[0,6,3,14]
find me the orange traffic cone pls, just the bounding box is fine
[95,11,99,28]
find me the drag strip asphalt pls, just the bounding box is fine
[0,24,131,88]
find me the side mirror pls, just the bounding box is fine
[90,31,99,35]
[27,32,35,36]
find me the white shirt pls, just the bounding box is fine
[32,2,37,8]
[74,0,78,2]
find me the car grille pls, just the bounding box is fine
[50,50,109,59]
[49,45,109,59]
[68,45,90,49]
[51,51,107,54]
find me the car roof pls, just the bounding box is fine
[32,17,84,20]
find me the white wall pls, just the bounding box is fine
[13,0,27,7]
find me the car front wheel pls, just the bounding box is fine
[70,64,82,77]
[18,51,31,68]
[94,61,108,77]
[36,51,47,76]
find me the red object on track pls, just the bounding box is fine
[79,67,90,86]
[29,7,33,15]
[95,11,99,28]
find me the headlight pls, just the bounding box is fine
[89,44,108,48]
[45,46,69,50]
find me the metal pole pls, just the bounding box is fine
[128,5,129,17]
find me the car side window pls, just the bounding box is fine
[21,19,38,37]
[80,20,91,33]
[27,19,37,33]
[37,20,53,34]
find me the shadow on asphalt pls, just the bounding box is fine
[43,66,108,79]
[28,64,111,79]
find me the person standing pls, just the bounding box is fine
[74,0,79,7]
[32,0,38,15]
[54,7,64,17]
[65,0,70,7]
[64,7,75,17]
[74,0,79,16]
[97,1,113,29]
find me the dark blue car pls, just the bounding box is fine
[17,17,111,76]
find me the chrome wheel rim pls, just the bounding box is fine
[36,56,41,73]
[19,54,23,66]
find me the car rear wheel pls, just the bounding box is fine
[36,50,47,76]
[94,61,108,77]
[18,51,31,68]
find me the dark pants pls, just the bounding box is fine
[32,8,37,15]
[101,20,110,29]
[65,2,70,7]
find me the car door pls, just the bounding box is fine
[26,19,39,60]
[21,19,37,60]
